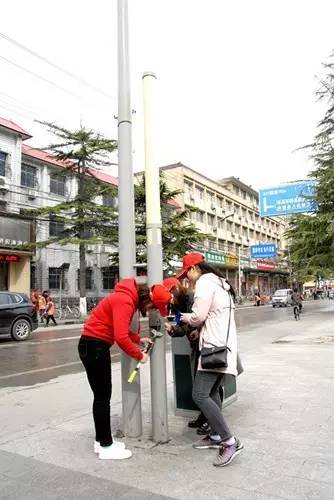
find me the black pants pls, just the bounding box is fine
[46,315,57,326]
[78,336,113,447]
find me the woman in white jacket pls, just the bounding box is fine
[179,252,243,467]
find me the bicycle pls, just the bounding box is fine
[55,302,81,320]
[293,303,302,321]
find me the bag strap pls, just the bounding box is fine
[225,292,232,345]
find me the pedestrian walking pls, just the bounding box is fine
[45,296,57,326]
[78,278,171,461]
[37,290,46,323]
[178,252,244,467]
[254,292,261,307]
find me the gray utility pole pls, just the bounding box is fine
[143,71,169,443]
[117,0,143,438]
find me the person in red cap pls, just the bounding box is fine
[178,252,244,467]
[164,275,216,435]
[78,278,171,461]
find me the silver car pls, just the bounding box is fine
[272,289,293,307]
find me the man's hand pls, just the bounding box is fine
[141,351,149,364]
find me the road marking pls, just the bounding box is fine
[0,335,81,349]
[0,354,120,380]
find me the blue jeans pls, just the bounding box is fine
[192,371,232,441]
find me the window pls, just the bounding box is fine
[234,204,240,215]
[208,240,216,250]
[243,227,248,237]
[218,218,225,229]
[195,211,204,223]
[50,174,66,196]
[242,208,247,217]
[0,293,11,305]
[207,214,215,226]
[227,220,233,232]
[103,193,115,207]
[235,224,240,235]
[21,164,37,188]
[0,151,7,177]
[249,211,254,221]
[218,239,226,251]
[77,268,93,290]
[217,197,223,208]
[49,268,65,289]
[241,190,247,200]
[102,267,118,290]
[195,186,204,200]
[207,192,214,204]
[49,219,65,237]
[249,229,254,239]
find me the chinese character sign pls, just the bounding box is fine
[250,244,277,259]
[259,181,316,217]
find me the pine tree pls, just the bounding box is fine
[25,122,118,314]
[133,175,207,268]
[287,54,334,281]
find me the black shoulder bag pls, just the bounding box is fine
[200,293,232,369]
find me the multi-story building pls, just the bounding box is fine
[0,117,119,298]
[159,163,288,295]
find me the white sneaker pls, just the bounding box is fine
[99,443,132,460]
[94,440,125,454]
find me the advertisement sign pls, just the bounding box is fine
[251,244,277,259]
[0,254,20,263]
[205,250,225,265]
[259,181,316,217]
[256,260,277,271]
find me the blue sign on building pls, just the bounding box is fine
[259,181,316,217]
[250,244,277,259]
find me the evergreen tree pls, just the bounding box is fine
[287,54,334,280]
[133,175,207,267]
[25,122,118,313]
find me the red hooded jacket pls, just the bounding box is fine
[83,278,143,361]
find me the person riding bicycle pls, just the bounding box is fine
[291,288,303,311]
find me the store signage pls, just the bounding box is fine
[259,181,316,217]
[205,250,225,265]
[256,260,277,271]
[226,255,238,267]
[0,254,20,263]
[251,244,277,259]
[0,216,31,247]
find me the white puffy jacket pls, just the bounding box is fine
[181,273,237,376]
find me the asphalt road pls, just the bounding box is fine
[0,299,330,389]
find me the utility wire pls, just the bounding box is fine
[0,54,85,101]
[0,32,115,102]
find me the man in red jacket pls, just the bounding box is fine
[78,278,171,460]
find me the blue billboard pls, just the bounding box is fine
[259,181,316,217]
[250,244,277,259]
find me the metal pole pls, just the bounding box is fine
[238,246,242,297]
[117,0,142,437]
[143,71,169,443]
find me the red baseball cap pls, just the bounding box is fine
[150,284,172,317]
[176,252,205,280]
[162,277,180,292]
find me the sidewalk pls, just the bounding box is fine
[1,307,334,499]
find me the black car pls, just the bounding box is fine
[0,292,38,341]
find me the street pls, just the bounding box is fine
[0,300,327,389]
[1,299,334,499]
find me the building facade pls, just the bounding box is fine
[160,163,288,296]
[0,117,118,299]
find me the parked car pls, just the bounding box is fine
[272,289,293,307]
[0,292,38,341]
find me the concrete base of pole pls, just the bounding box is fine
[121,353,143,437]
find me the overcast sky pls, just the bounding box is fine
[1,0,333,189]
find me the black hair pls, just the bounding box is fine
[196,261,236,300]
[137,284,152,317]
[170,286,192,313]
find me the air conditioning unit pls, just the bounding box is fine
[190,195,195,201]
[212,225,218,232]
[86,245,95,253]
[27,189,37,199]
[0,177,9,192]
[231,232,235,237]
[86,258,94,267]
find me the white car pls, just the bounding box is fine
[272,289,293,307]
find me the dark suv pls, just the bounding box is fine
[0,292,38,341]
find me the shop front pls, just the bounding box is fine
[0,216,33,295]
